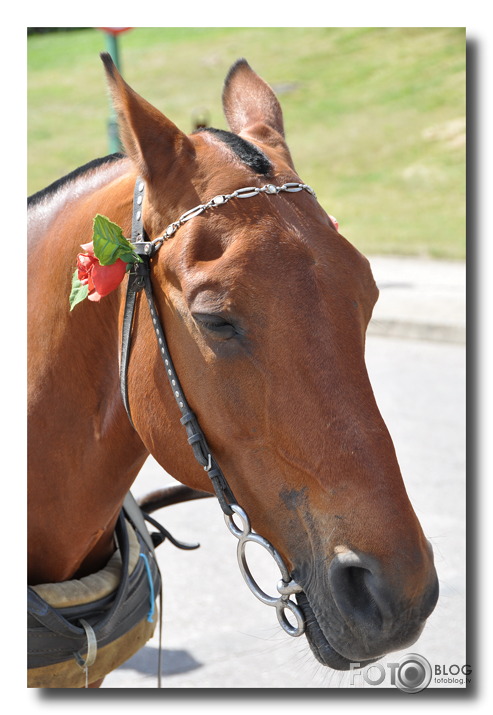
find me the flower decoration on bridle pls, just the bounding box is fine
[69,215,141,311]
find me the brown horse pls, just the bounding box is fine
[28,55,438,686]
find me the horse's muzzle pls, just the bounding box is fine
[297,544,439,670]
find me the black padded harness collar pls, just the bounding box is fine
[28,494,161,671]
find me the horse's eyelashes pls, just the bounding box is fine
[192,313,238,339]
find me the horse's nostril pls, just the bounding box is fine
[341,566,383,627]
[323,548,439,662]
[328,551,390,632]
[332,567,381,628]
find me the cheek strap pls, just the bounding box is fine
[119,178,237,515]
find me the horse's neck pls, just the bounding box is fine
[28,162,148,584]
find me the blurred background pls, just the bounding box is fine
[27,27,465,259]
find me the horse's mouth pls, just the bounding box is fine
[296,592,377,671]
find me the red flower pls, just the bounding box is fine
[77,241,127,302]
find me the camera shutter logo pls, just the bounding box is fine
[395,653,432,693]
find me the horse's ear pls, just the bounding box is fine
[222,59,292,163]
[100,53,194,180]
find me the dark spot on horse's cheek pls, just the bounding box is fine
[279,485,309,511]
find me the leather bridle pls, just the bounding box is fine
[120,178,237,514]
[120,178,314,636]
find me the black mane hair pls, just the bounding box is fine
[28,153,125,208]
[28,126,272,210]
[195,127,272,176]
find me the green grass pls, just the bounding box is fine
[28,27,465,259]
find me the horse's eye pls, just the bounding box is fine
[193,313,238,339]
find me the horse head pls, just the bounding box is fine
[102,55,438,670]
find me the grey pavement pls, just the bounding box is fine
[101,255,466,689]
[367,255,466,344]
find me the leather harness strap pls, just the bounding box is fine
[119,179,236,515]
[119,179,147,425]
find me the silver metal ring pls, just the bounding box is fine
[224,504,305,637]
[276,598,305,637]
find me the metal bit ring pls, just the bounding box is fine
[224,504,305,637]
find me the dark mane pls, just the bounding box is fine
[28,153,125,209]
[195,127,272,176]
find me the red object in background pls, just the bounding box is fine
[99,27,132,35]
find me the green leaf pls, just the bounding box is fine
[69,269,89,311]
[92,214,141,266]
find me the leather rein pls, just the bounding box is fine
[120,178,314,637]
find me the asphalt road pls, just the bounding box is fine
[102,334,466,689]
